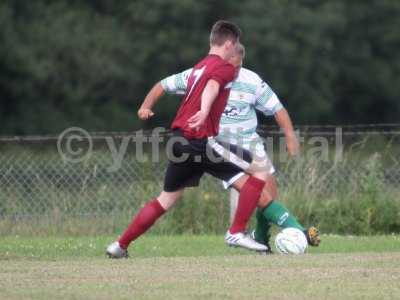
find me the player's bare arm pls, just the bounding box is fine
[274,108,299,157]
[188,79,220,130]
[138,82,165,120]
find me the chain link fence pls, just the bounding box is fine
[0,125,399,235]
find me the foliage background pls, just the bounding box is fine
[1,0,399,135]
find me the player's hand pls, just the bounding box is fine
[286,133,300,158]
[138,108,155,120]
[188,110,207,130]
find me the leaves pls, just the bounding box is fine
[0,0,399,134]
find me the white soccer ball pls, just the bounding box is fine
[275,228,308,255]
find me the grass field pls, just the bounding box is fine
[1,235,400,300]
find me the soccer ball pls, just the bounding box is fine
[275,228,308,254]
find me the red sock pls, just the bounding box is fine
[229,176,265,234]
[119,198,166,249]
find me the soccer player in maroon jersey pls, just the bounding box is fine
[107,21,269,258]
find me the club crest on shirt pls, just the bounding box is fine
[223,105,240,117]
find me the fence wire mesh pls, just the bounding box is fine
[0,125,399,234]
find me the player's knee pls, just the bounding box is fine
[157,191,182,211]
[258,189,274,208]
[246,157,273,177]
[251,171,269,182]
[257,179,278,208]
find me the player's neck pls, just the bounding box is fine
[208,46,227,60]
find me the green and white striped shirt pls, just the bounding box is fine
[161,67,283,148]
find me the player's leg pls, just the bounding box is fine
[222,174,267,251]
[106,189,183,258]
[228,173,266,234]
[118,190,183,248]
[226,169,267,226]
[226,175,273,249]
[228,185,274,251]
[205,139,268,251]
[253,174,277,244]
[253,209,272,248]
[254,176,320,246]
[223,145,269,224]
[207,139,266,234]
[228,188,239,225]
[257,175,304,229]
[107,135,205,258]
[248,143,320,246]
[226,145,274,246]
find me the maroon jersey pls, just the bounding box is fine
[171,54,235,139]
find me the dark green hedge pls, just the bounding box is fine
[1,0,399,134]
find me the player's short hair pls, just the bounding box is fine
[210,20,241,46]
[234,43,245,59]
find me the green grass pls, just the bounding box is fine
[1,235,400,260]
[1,235,400,300]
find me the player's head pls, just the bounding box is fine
[229,43,245,78]
[209,20,241,59]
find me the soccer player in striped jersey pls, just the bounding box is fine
[138,44,320,251]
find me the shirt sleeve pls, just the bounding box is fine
[210,63,235,88]
[254,76,284,116]
[160,68,192,95]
